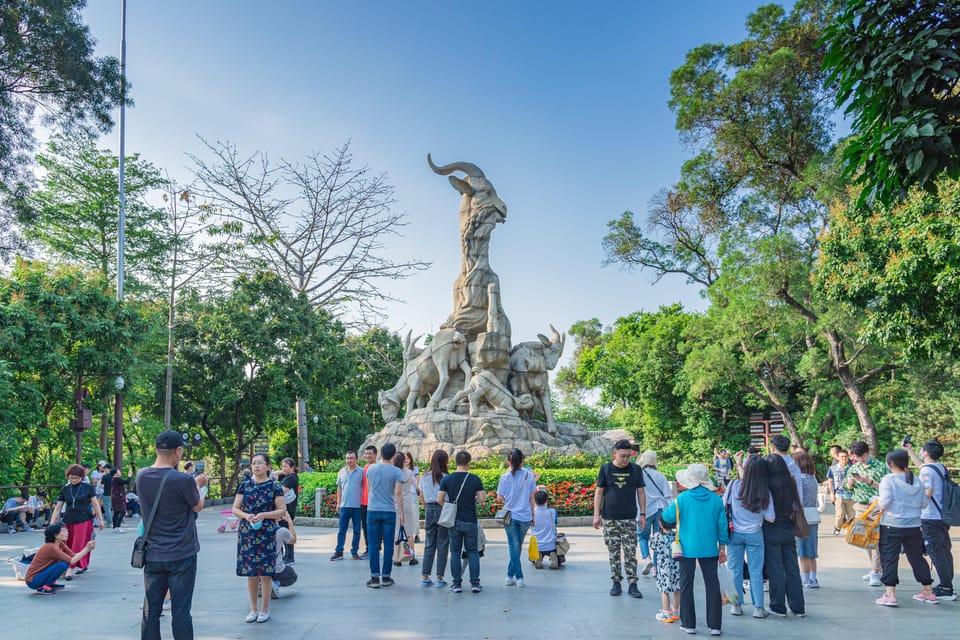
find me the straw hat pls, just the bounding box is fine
[676,463,716,491]
[638,450,657,468]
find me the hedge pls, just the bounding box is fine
[297,463,690,518]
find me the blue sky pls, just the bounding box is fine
[81,0,782,349]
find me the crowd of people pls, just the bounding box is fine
[5,430,955,639]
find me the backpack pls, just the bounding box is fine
[924,464,960,526]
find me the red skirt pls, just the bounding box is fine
[66,519,94,569]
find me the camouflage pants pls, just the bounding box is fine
[603,518,638,583]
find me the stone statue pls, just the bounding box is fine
[444,367,535,418]
[508,325,565,435]
[367,156,616,460]
[377,328,471,422]
[428,155,511,343]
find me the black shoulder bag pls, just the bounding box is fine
[131,470,172,569]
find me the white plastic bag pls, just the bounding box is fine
[718,562,739,605]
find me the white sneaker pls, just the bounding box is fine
[868,572,882,587]
[516,578,525,588]
[862,572,873,581]
[504,576,516,586]
[114,527,126,534]
[730,604,742,616]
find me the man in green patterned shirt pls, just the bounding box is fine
[846,441,887,586]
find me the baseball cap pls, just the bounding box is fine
[97,460,107,467]
[156,430,184,450]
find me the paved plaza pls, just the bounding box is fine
[2,507,957,639]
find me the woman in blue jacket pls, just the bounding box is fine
[661,463,729,636]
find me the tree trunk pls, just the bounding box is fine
[22,432,41,486]
[199,415,228,492]
[99,392,110,454]
[164,247,179,430]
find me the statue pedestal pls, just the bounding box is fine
[362,408,622,462]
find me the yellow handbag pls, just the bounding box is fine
[528,535,539,562]
[842,498,883,550]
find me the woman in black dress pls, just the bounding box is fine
[232,453,285,623]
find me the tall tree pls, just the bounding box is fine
[0,259,146,484]
[821,0,960,207]
[0,0,124,259]
[604,1,891,452]
[21,134,170,292]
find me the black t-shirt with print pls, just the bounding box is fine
[597,461,645,520]
[438,471,484,523]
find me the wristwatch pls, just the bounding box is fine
[640,512,646,516]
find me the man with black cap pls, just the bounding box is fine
[137,430,207,640]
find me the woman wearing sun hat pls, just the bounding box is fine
[661,463,729,636]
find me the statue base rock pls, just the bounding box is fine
[362,408,627,462]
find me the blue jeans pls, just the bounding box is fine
[26,560,68,589]
[449,520,480,585]
[366,510,396,577]
[505,519,531,579]
[142,554,197,640]
[336,507,362,554]
[727,529,765,608]
[638,508,662,561]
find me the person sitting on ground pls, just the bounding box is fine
[530,490,563,569]
[28,491,50,528]
[24,523,95,594]
[2,493,33,533]
[272,512,298,599]
[126,491,140,517]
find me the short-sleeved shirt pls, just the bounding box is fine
[90,470,104,496]
[920,462,948,521]
[531,506,557,550]
[136,466,202,562]
[365,463,404,512]
[597,462,645,520]
[497,469,538,521]
[56,482,96,524]
[828,462,854,500]
[275,526,293,574]
[714,457,732,478]
[849,456,887,504]
[438,472,484,523]
[337,466,364,509]
[3,497,23,513]
[419,473,446,504]
[281,472,299,506]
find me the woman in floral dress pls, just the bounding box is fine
[232,453,285,623]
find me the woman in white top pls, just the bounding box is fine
[637,450,672,576]
[419,450,449,587]
[497,448,538,587]
[874,449,936,607]
[723,455,775,618]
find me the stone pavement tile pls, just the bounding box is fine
[1,507,957,639]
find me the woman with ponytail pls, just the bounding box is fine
[874,449,937,607]
[497,448,538,588]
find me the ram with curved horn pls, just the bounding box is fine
[507,325,566,434]
[427,154,511,343]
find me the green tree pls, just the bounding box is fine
[0,259,146,485]
[818,177,960,357]
[170,272,346,488]
[1,0,125,258]
[604,1,892,452]
[21,135,170,292]
[821,0,960,206]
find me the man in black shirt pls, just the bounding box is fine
[137,431,207,640]
[438,450,486,593]
[593,440,646,598]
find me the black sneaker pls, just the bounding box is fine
[330,552,344,561]
[610,580,622,596]
[351,552,361,560]
[451,582,463,593]
[359,551,369,560]
[471,583,482,593]
[35,586,56,595]
[49,583,66,590]
[933,586,957,601]
[380,577,395,587]
[628,582,643,598]
[366,577,381,589]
